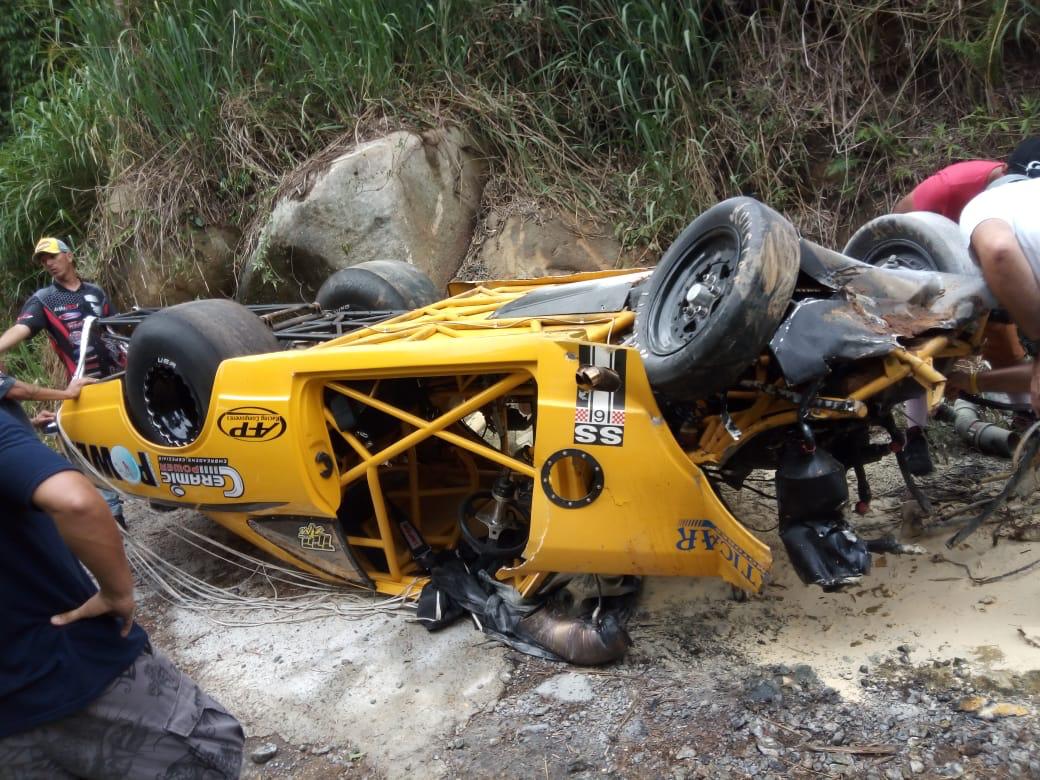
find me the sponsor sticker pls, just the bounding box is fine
[675,518,765,588]
[157,455,244,498]
[110,445,142,484]
[573,345,627,446]
[217,406,286,442]
[298,522,335,551]
[74,442,157,487]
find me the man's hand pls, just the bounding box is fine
[30,409,56,428]
[32,471,137,638]
[64,375,97,399]
[52,590,136,637]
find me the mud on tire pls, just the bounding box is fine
[634,197,799,400]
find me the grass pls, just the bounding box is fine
[0,0,1037,310]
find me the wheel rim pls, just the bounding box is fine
[860,238,938,272]
[645,226,739,356]
[142,365,202,446]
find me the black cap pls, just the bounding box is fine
[1007,136,1040,177]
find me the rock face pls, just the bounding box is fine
[102,181,239,308]
[472,214,629,280]
[241,128,486,302]
[120,225,240,307]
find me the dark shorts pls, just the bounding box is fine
[0,647,243,779]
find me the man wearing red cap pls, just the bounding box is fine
[894,137,1040,220]
[951,174,1040,411]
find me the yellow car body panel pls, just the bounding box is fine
[58,282,773,596]
[57,266,962,600]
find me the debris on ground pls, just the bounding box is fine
[128,433,1040,778]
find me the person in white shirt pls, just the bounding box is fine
[951,177,1040,412]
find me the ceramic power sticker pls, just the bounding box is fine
[157,455,245,498]
[573,344,627,446]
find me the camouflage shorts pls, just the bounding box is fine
[0,646,243,779]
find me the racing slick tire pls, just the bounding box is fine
[315,260,440,312]
[126,299,281,446]
[843,212,976,275]
[635,197,799,400]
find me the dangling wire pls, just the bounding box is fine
[122,526,418,627]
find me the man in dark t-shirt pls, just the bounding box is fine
[0,406,243,776]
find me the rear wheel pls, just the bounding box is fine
[126,299,280,446]
[843,212,976,275]
[315,260,439,311]
[635,197,799,400]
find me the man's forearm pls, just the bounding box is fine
[973,221,1040,339]
[976,362,1033,393]
[0,323,32,355]
[6,378,75,402]
[32,471,134,600]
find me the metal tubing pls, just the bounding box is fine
[936,399,1019,458]
[332,372,535,485]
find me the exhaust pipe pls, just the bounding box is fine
[936,400,1019,458]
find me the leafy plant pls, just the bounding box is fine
[0,0,1037,316]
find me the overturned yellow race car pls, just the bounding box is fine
[58,197,995,663]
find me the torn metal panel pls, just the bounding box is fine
[772,241,994,385]
[490,272,649,319]
[770,299,899,386]
[799,239,995,319]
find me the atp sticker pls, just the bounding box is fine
[217,406,287,442]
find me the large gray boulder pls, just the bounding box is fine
[240,128,486,302]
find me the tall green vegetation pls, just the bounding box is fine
[0,0,1038,299]
[0,2,48,140]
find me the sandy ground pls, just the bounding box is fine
[126,443,1040,778]
[642,529,1040,700]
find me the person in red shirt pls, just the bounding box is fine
[0,237,127,524]
[893,159,1006,220]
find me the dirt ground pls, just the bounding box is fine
[128,431,1040,779]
